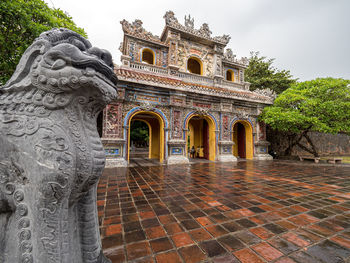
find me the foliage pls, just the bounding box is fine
[0,0,86,86]
[261,78,350,156]
[245,51,297,94]
[130,121,149,146]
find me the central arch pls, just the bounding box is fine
[184,112,217,161]
[125,108,168,163]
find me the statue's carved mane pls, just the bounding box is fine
[38,28,91,48]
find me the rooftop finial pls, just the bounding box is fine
[164,10,178,25]
[184,14,194,29]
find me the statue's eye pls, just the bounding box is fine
[71,39,86,51]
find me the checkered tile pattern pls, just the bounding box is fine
[97,161,350,262]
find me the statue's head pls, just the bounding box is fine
[2,28,117,105]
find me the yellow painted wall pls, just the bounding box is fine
[148,118,160,159]
[189,122,194,154]
[232,124,238,156]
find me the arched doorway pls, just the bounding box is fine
[187,57,202,75]
[186,115,216,161]
[232,120,253,159]
[129,120,150,159]
[141,48,155,65]
[226,69,234,81]
[128,111,164,163]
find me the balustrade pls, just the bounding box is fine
[128,62,248,91]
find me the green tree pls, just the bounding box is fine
[245,51,297,94]
[0,0,86,86]
[130,121,149,147]
[260,78,350,157]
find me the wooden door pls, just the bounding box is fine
[237,123,246,158]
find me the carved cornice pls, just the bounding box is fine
[163,11,230,45]
[193,107,210,116]
[120,19,163,45]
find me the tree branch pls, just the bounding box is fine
[296,142,315,156]
[304,133,319,157]
[283,128,310,156]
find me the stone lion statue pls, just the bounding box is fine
[0,28,117,263]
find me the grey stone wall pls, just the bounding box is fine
[293,132,350,156]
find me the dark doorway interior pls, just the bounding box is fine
[97,112,103,137]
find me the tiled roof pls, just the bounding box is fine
[115,67,273,104]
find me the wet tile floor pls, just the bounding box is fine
[97,160,350,263]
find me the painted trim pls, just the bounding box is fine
[229,117,254,132]
[183,111,218,135]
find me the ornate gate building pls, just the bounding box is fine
[101,11,275,167]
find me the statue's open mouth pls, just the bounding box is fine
[72,59,117,86]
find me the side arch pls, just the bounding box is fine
[123,107,169,162]
[229,117,254,132]
[230,118,254,159]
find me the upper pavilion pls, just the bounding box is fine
[116,11,275,104]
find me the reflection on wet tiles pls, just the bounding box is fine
[306,240,350,263]
[98,160,350,262]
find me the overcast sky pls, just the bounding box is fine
[48,0,350,81]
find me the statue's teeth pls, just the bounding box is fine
[48,78,58,86]
[38,75,47,84]
[79,77,88,84]
[86,67,95,77]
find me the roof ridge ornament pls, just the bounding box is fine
[164,10,231,45]
[224,48,249,66]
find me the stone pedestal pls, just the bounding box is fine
[167,140,189,164]
[254,141,273,160]
[102,139,128,167]
[217,141,237,162]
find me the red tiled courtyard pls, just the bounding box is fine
[97,161,350,263]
